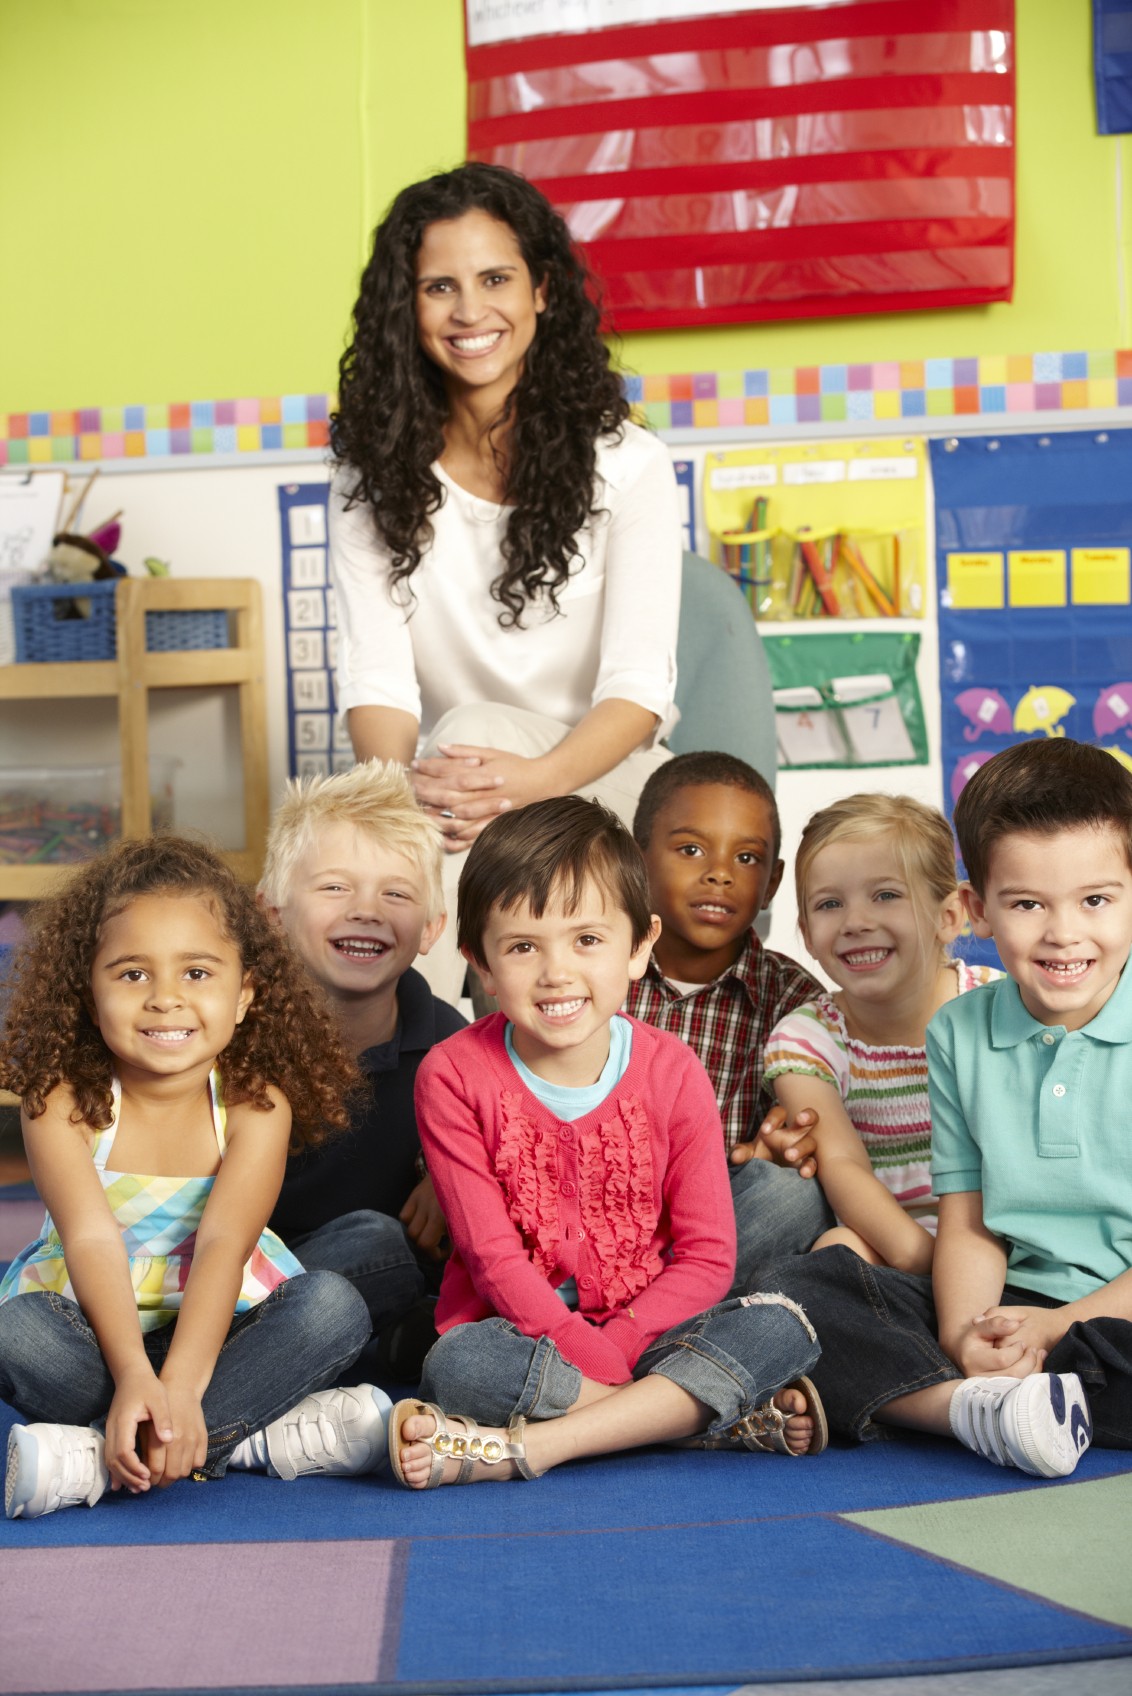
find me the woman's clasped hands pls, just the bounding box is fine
[410,743,553,850]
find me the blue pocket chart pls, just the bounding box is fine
[932,429,1132,966]
[1094,0,1132,133]
[277,481,352,781]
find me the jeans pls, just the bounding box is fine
[288,1209,429,1331]
[730,1157,834,1293]
[419,1293,820,1437]
[766,1244,1132,1448]
[0,1270,371,1478]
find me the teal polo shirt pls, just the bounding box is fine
[927,961,1132,1304]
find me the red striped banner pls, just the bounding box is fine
[465,1,1015,330]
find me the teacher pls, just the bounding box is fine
[329,162,682,1003]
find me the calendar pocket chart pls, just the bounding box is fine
[932,429,1132,965]
[278,482,352,779]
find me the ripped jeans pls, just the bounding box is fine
[419,1292,820,1435]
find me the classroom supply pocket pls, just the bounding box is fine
[766,632,927,769]
[703,440,928,621]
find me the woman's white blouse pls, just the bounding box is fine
[329,422,682,742]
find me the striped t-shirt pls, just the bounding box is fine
[763,960,999,1210]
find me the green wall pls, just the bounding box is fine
[0,0,1126,414]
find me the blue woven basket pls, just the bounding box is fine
[12,582,229,661]
[12,581,117,661]
[145,608,228,651]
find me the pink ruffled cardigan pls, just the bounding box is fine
[414,1014,735,1384]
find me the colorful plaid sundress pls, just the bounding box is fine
[0,1071,303,1330]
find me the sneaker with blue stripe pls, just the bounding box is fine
[949,1372,1092,1478]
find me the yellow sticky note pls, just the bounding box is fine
[1072,548,1131,605]
[948,553,1004,610]
[1008,550,1067,607]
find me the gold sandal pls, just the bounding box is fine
[675,1376,828,1456]
[388,1398,542,1489]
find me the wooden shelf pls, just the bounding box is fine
[0,577,268,897]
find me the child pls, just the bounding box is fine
[259,763,465,1374]
[767,739,1132,1477]
[389,796,825,1489]
[0,835,388,1520]
[627,753,832,1286]
[763,794,996,1273]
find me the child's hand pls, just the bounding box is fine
[743,1105,820,1179]
[400,1174,450,1261]
[971,1305,1067,1359]
[948,1318,1045,1380]
[105,1367,173,1494]
[142,1384,209,1486]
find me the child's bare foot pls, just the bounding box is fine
[673,1374,828,1455]
[774,1384,816,1453]
[390,1400,538,1490]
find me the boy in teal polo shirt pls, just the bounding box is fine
[766,738,1132,1478]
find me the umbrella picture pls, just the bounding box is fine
[949,750,996,804]
[1093,684,1132,742]
[1013,685,1076,738]
[1103,745,1132,775]
[954,687,1013,741]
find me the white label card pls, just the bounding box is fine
[783,462,846,485]
[287,589,326,628]
[709,465,778,491]
[288,505,327,546]
[288,629,325,671]
[294,713,332,752]
[289,548,327,587]
[293,670,330,710]
[848,457,919,482]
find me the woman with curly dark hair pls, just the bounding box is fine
[330,162,681,1001]
[0,835,394,1521]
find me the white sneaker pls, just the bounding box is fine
[260,1384,393,1481]
[950,1373,1092,1478]
[5,1423,110,1519]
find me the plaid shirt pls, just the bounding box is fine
[624,929,822,1154]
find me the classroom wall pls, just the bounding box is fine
[0,0,1126,414]
[0,0,1122,965]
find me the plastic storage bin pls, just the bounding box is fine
[12,581,229,662]
[0,761,180,865]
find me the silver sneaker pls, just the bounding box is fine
[263,1384,393,1481]
[5,1423,110,1519]
[950,1373,1092,1478]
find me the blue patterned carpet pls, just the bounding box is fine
[3,1180,1131,1695]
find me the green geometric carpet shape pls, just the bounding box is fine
[843,1472,1132,1630]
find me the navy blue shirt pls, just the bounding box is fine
[269,967,465,1241]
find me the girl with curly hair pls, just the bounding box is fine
[1,835,392,1520]
[330,162,682,1002]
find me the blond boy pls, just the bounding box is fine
[259,762,465,1376]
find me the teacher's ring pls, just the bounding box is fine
[439,808,455,819]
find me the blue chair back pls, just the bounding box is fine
[669,551,776,787]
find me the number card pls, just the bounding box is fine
[831,674,916,763]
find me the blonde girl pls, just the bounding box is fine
[1,835,388,1520]
[762,795,996,1274]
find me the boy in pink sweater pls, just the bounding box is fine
[390,796,825,1489]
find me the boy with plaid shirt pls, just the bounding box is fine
[627,753,832,1287]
